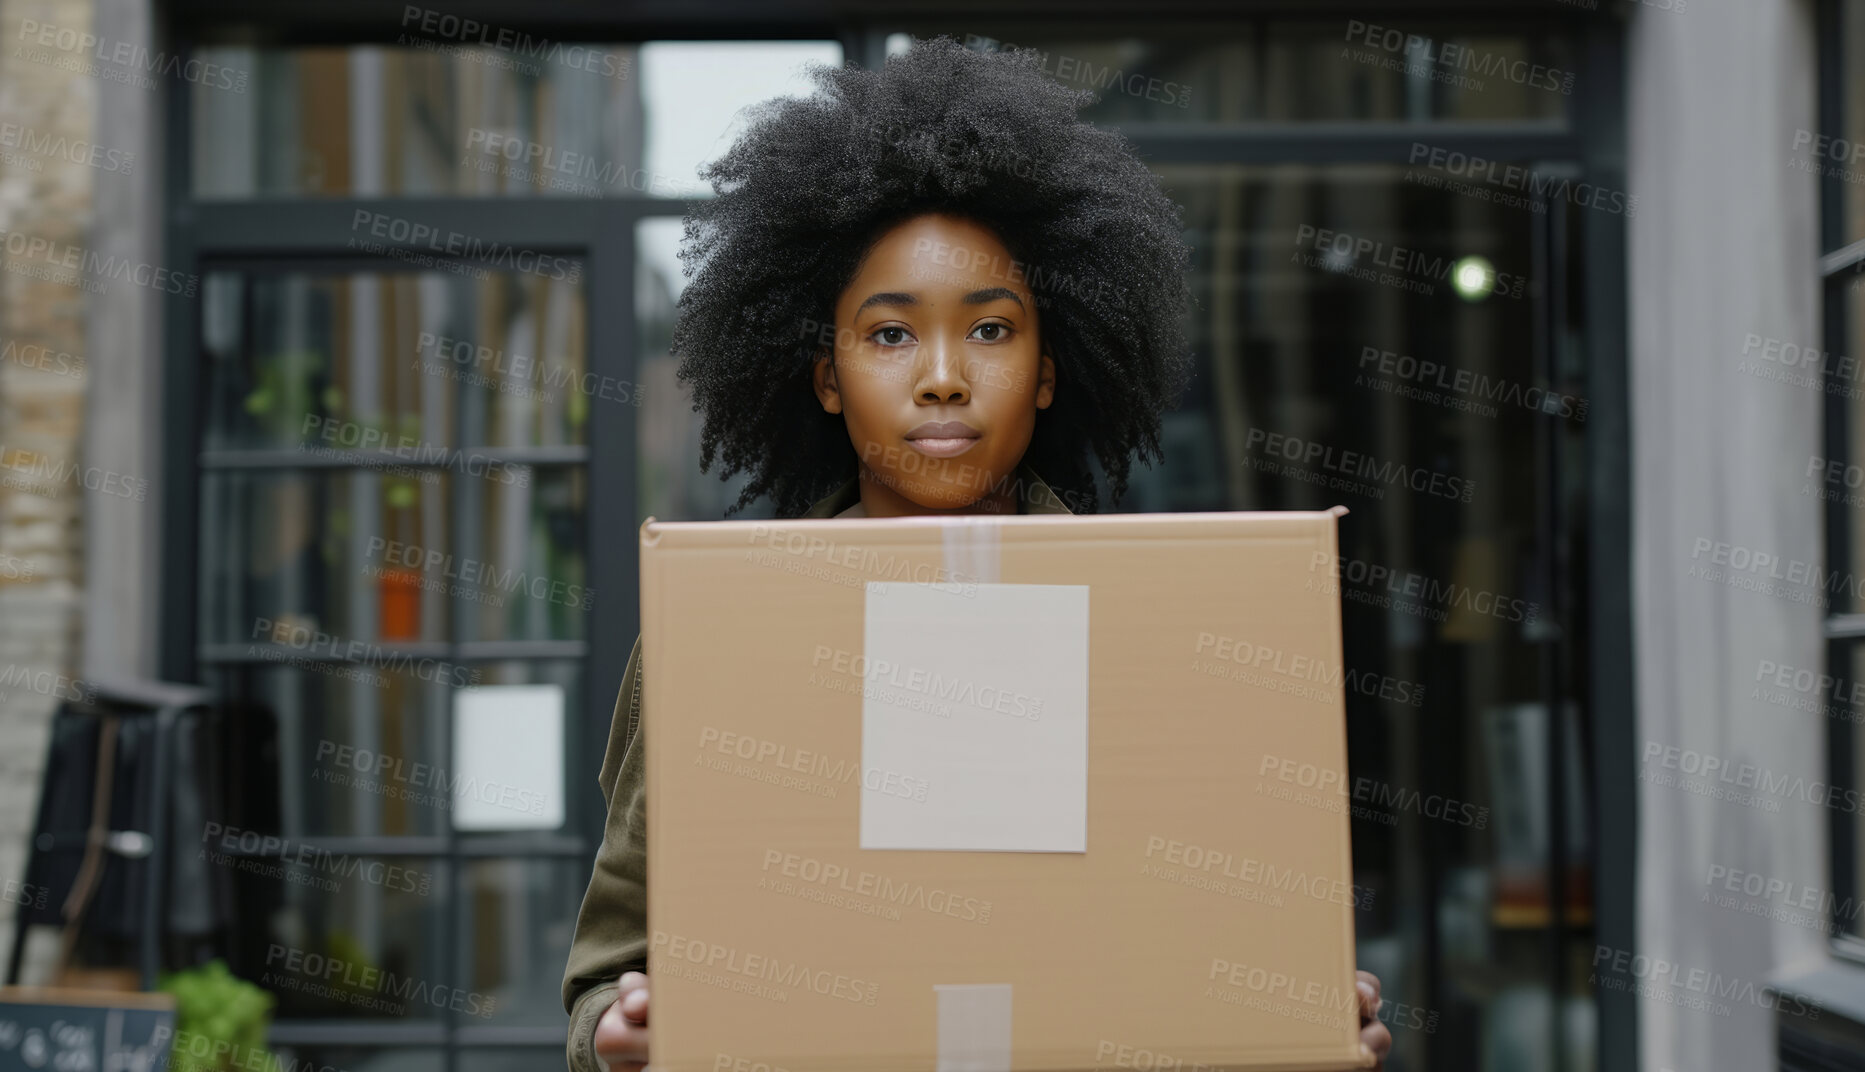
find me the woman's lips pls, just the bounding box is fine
[904,419,981,458]
[906,436,979,458]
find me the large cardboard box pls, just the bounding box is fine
[641,509,1371,1072]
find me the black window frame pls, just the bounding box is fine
[1818,0,1865,966]
[151,5,1636,1071]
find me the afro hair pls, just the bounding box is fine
[671,35,1193,517]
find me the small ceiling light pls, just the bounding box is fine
[1452,255,1495,302]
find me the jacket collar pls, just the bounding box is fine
[800,461,1074,518]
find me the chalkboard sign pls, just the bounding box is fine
[0,988,173,1072]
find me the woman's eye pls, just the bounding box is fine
[871,326,912,347]
[970,323,1011,343]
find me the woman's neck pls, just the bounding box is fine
[853,464,1020,518]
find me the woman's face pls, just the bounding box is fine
[812,214,1056,516]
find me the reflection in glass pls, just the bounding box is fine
[1262,22,1572,123]
[1854,642,1865,942]
[885,29,1250,123]
[202,665,449,839]
[202,269,588,451]
[200,470,451,646]
[273,1049,442,1072]
[454,858,583,1028]
[1845,0,1865,246]
[1140,162,1579,1072]
[1843,276,1865,616]
[221,856,449,1021]
[885,24,1573,124]
[458,467,590,643]
[635,216,774,522]
[192,42,839,200]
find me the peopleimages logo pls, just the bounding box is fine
[1244,426,1476,503]
[14,18,249,93]
[1307,550,1540,626]
[1752,659,1865,723]
[0,228,197,296]
[348,210,579,282]
[760,850,993,924]
[1641,741,1860,815]
[1687,535,1864,607]
[1143,835,1374,910]
[650,931,880,1006]
[1192,632,1426,707]
[963,34,1193,108]
[364,536,594,611]
[1590,945,1819,1020]
[314,740,551,818]
[1358,345,1589,421]
[1406,143,1635,218]
[1342,20,1574,95]
[0,121,135,173]
[462,129,681,197]
[810,644,1043,720]
[265,944,495,1018]
[397,6,630,79]
[1791,129,1865,187]
[200,823,435,896]
[250,617,479,689]
[1256,754,1490,830]
[1704,864,1865,935]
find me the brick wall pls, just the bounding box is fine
[0,0,96,978]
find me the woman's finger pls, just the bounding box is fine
[621,984,650,1026]
[1356,970,1382,1014]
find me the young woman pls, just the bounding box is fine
[562,36,1392,1071]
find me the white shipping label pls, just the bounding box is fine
[935,983,1013,1072]
[860,582,1089,852]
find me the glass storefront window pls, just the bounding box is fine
[192,42,840,199]
[885,24,1574,125]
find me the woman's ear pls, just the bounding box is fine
[812,349,843,415]
[1035,348,1057,410]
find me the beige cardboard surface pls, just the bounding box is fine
[642,510,1371,1072]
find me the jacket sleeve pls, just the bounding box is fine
[562,634,650,1072]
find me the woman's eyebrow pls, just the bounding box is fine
[855,291,918,316]
[963,286,1025,308]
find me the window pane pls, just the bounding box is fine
[1149,161,1570,1071]
[273,1048,442,1072]
[454,858,583,1028]
[637,42,844,198]
[200,470,452,647]
[884,23,1574,124]
[1855,643,1865,942]
[457,467,590,642]
[461,1050,558,1072]
[636,215,774,522]
[1840,276,1865,612]
[215,855,450,1021]
[202,665,451,838]
[1262,22,1573,123]
[202,268,588,452]
[192,44,637,198]
[192,41,840,199]
[1843,0,1865,247]
[885,28,1252,122]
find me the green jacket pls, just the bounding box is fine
[561,464,1073,1070]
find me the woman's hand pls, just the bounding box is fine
[1357,969,1392,1069]
[592,966,1390,1069]
[593,971,650,1071]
